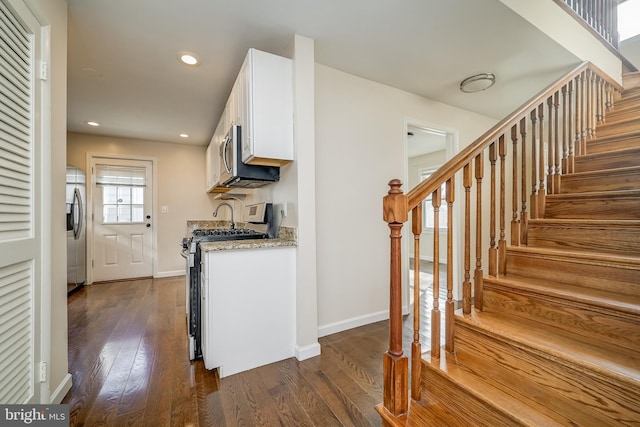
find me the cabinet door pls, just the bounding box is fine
[201,259,214,369]
[209,137,220,189]
[238,56,250,157]
[205,144,212,189]
[206,118,224,192]
[241,49,293,166]
[229,77,240,126]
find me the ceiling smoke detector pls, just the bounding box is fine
[460,73,495,93]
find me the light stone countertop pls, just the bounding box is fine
[188,222,297,252]
[199,236,297,252]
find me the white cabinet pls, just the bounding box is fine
[205,48,293,192]
[238,48,293,167]
[200,246,296,377]
[205,120,225,193]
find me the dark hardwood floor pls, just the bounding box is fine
[63,276,395,426]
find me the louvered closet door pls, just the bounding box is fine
[0,0,43,404]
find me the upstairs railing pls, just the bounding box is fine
[555,0,619,49]
[379,62,624,419]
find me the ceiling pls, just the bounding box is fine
[66,0,581,147]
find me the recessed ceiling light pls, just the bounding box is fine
[460,73,496,93]
[178,51,200,66]
[179,133,189,138]
[86,121,100,127]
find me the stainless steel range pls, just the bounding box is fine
[181,203,274,360]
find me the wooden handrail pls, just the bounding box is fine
[406,61,623,210]
[379,60,623,421]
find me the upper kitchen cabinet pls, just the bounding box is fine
[238,49,293,167]
[205,119,228,193]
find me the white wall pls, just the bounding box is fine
[620,34,640,71]
[67,133,221,277]
[499,0,622,83]
[314,64,497,335]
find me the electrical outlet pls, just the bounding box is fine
[161,206,169,214]
[281,202,288,218]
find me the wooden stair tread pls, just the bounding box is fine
[455,309,640,384]
[589,129,640,143]
[597,115,640,129]
[528,218,640,226]
[508,245,640,268]
[546,189,640,200]
[484,274,640,316]
[562,165,640,178]
[422,351,564,427]
[576,146,640,159]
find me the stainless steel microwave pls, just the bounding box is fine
[219,125,280,188]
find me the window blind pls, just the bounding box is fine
[95,164,147,187]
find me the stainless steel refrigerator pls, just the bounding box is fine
[67,165,86,293]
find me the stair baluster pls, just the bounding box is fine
[576,73,584,155]
[489,143,497,277]
[511,127,520,246]
[547,97,556,195]
[431,188,441,358]
[553,93,562,194]
[537,104,547,218]
[530,109,539,219]
[520,117,528,245]
[445,177,455,353]
[474,153,484,310]
[411,204,422,401]
[498,135,507,276]
[463,164,472,314]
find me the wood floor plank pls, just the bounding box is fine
[63,276,392,427]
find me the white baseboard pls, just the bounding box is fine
[318,309,390,338]
[295,342,321,361]
[50,373,72,404]
[154,270,185,279]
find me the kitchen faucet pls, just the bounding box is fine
[213,202,235,229]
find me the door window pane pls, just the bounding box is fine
[101,185,145,224]
[132,187,144,204]
[103,205,118,223]
[103,186,118,204]
[132,205,144,222]
[117,187,131,204]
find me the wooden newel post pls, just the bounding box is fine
[382,179,408,417]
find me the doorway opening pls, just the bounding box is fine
[403,121,460,351]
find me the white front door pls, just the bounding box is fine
[91,158,153,282]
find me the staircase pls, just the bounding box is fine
[392,73,640,426]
